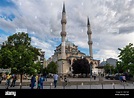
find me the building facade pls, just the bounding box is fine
[106,58,117,67]
[97,58,118,74]
[34,49,45,68]
[47,3,100,75]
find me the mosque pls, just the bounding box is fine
[47,3,100,75]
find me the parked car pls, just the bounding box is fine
[105,74,114,80]
[114,73,133,80]
[114,73,122,80]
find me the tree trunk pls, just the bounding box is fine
[20,74,22,89]
[86,73,87,78]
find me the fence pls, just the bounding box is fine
[37,82,134,89]
[0,80,134,89]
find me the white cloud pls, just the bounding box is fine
[31,36,54,59]
[0,0,134,61]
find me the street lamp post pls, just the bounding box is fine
[19,56,22,89]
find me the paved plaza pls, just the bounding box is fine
[0,83,134,89]
[0,77,134,89]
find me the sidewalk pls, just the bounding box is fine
[0,77,126,86]
[0,83,134,89]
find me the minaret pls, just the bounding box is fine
[60,2,66,60]
[87,17,93,58]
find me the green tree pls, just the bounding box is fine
[114,61,124,73]
[42,67,48,74]
[72,58,91,76]
[47,61,58,74]
[103,63,114,74]
[0,32,41,87]
[118,43,134,75]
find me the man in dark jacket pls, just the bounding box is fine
[31,75,36,89]
[10,74,17,87]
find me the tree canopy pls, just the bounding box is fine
[0,32,41,75]
[47,61,58,74]
[117,43,134,75]
[72,58,92,75]
[103,63,115,74]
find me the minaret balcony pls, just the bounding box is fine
[88,41,93,45]
[61,19,67,24]
[60,31,66,36]
[87,31,92,35]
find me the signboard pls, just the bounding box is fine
[0,68,11,73]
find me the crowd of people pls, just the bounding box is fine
[0,73,17,89]
[30,72,59,89]
[0,72,59,89]
[0,72,130,89]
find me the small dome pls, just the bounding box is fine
[65,40,74,47]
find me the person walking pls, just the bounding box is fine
[5,73,12,89]
[122,75,126,82]
[39,75,45,89]
[36,74,39,89]
[10,74,17,87]
[53,73,58,88]
[64,76,68,87]
[30,75,36,89]
[43,72,47,81]
[119,75,123,82]
[93,72,96,80]
[37,74,40,89]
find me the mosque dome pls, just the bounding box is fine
[65,40,74,47]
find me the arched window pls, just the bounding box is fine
[90,62,93,65]
[95,62,97,65]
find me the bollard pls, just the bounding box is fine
[50,83,52,89]
[101,83,103,89]
[63,82,65,89]
[76,83,78,89]
[81,83,83,86]
[20,83,22,89]
[81,83,83,89]
[112,83,115,89]
[123,82,125,89]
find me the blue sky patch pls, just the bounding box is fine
[8,14,15,21]
[0,0,16,7]
[78,47,88,55]
[0,29,13,37]
[0,12,15,21]
[0,29,6,34]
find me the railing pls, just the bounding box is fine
[0,80,134,89]
[0,83,133,89]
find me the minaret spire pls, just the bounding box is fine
[60,2,67,60]
[87,17,93,58]
[87,17,90,25]
[63,2,66,13]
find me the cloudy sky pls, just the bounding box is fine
[0,0,134,62]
